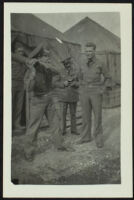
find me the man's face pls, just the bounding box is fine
[39,49,51,63]
[85,46,95,60]
[64,59,72,70]
[64,62,71,69]
[39,55,50,63]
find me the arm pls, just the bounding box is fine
[28,43,44,58]
[12,53,29,64]
[28,43,59,74]
[12,43,44,66]
[12,53,37,69]
[101,63,112,88]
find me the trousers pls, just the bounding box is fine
[80,92,103,140]
[60,102,77,134]
[12,89,24,129]
[25,94,64,148]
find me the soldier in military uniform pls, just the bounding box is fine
[24,44,68,161]
[78,42,111,148]
[52,57,79,136]
[12,41,36,132]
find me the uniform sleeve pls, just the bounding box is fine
[12,53,29,65]
[101,62,112,87]
[28,43,43,58]
[52,74,64,88]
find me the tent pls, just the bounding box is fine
[64,17,120,52]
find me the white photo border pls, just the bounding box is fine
[3,2,132,198]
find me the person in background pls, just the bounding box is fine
[77,42,112,148]
[52,57,79,136]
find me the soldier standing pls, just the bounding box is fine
[53,57,79,136]
[24,44,68,161]
[78,42,111,148]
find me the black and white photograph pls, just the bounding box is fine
[3,3,132,198]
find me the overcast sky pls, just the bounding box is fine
[34,12,120,37]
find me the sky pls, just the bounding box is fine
[34,12,120,37]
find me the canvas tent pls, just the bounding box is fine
[64,17,120,52]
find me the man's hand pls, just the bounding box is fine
[26,58,37,68]
[29,58,38,65]
[70,81,79,88]
[64,80,69,87]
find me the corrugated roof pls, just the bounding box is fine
[64,17,120,52]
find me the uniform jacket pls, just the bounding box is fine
[32,62,53,96]
[52,66,79,102]
[79,56,111,94]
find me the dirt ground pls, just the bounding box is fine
[11,107,120,185]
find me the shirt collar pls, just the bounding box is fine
[87,56,96,66]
